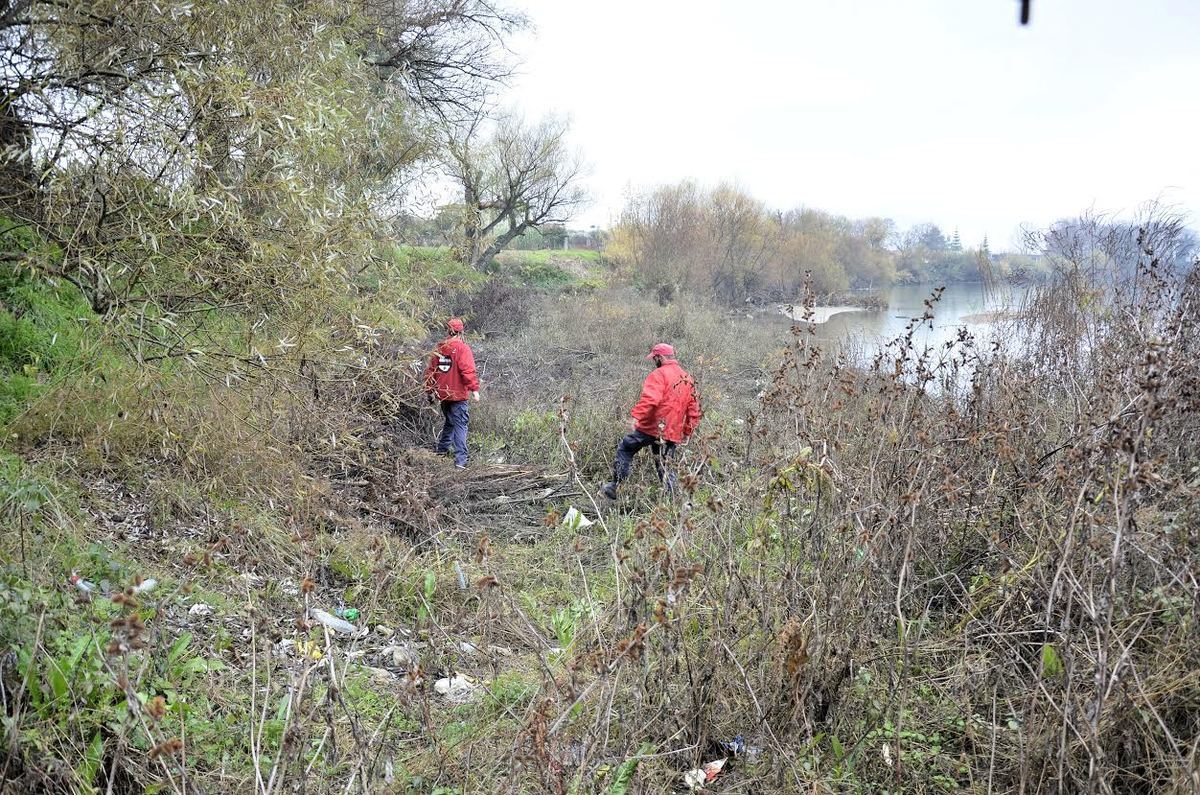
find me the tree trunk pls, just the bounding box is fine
[460,185,483,267]
[469,219,529,271]
[0,91,40,222]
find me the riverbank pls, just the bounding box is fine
[3,265,1198,792]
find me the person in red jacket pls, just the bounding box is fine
[602,343,701,499]
[423,318,480,468]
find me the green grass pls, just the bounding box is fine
[502,248,602,265]
[0,226,98,424]
[492,248,608,290]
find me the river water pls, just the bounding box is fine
[782,283,1028,363]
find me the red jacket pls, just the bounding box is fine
[630,360,702,443]
[424,336,479,402]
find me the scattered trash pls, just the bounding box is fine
[434,674,481,704]
[361,665,392,681]
[131,578,157,594]
[881,742,893,767]
[685,758,727,789]
[562,506,595,530]
[382,643,420,669]
[188,603,214,616]
[280,578,300,597]
[453,561,468,590]
[722,734,763,761]
[458,641,479,655]
[69,573,98,595]
[683,768,706,791]
[311,608,357,634]
[296,639,324,660]
[375,624,395,637]
[335,606,360,622]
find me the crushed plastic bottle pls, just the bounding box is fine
[69,572,98,594]
[311,608,357,634]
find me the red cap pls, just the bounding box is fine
[447,318,465,333]
[646,343,675,360]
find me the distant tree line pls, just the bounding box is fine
[604,181,1059,305]
[396,214,605,251]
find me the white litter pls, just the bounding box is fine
[685,758,726,789]
[131,578,157,594]
[311,608,357,634]
[188,603,213,616]
[562,506,595,529]
[382,643,420,669]
[434,674,480,704]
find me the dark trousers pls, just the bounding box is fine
[436,399,470,466]
[612,429,676,490]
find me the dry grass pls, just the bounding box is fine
[3,223,1199,793]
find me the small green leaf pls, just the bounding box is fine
[76,731,105,789]
[67,635,90,668]
[1041,642,1063,678]
[606,743,653,795]
[423,570,437,600]
[49,666,68,702]
[168,633,193,666]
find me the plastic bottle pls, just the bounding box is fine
[69,573,98,594]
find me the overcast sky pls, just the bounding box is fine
[498,0,1200,251]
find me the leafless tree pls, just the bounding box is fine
[446,111,587,270]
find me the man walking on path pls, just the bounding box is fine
[602,343,701,499]
[423,318,480,469]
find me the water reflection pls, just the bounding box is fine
[785,283,1028,363]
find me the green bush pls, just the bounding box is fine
[0,225,96,425]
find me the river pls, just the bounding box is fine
[781,282,1028,363]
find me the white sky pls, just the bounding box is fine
[499,0,1200,251]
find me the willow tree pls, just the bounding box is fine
[0,0,522,368]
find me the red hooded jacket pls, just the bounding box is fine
[423,336,479,402]
[630,359,702,443]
